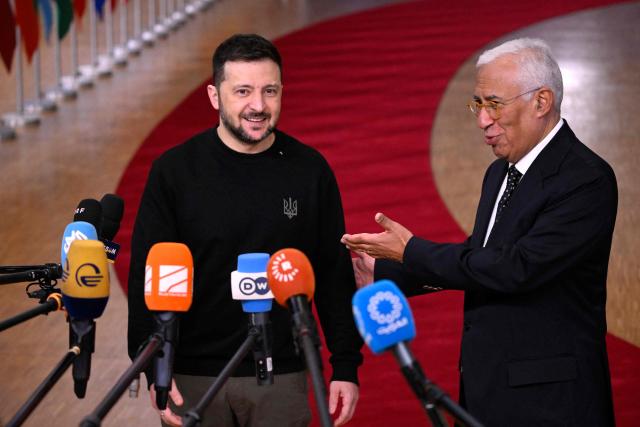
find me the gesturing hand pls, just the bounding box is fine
[341,213,413,263]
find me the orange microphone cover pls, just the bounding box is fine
[267,248,315,307]
[144,242,193,312]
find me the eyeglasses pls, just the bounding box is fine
[467,87,542,119]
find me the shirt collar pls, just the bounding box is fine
[512,118,563,174]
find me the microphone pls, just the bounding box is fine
[352,280,483,427]
[231,253,274,385]
[61,239,110,399]
[60,221,98,266]
[145,242,193,410]
[99,194,124,263]
[99,194,124,240]
[74,199,103,232]
[266,248,332,427]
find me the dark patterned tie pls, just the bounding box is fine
[495,165,522,223]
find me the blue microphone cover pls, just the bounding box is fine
[61,221,98,266]
[234,253,272,313]
[352,280,416,354]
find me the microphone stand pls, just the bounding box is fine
[0,264,62,285]
[250,312,273,386]
[6,346,80,427]
[79,334,165,427]
[0,293,63,332]
[70,319,97,398]
[288,298,332,427]
[0,264,64,333]
[393,345,484,427]
[182,321,267,427]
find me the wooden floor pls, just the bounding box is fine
[0,0,638,426]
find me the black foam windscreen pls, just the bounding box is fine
[100,194,124,240]
[73,199,103,234]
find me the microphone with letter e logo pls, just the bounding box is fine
[62,239,110,398]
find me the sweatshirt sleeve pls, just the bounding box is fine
[312,162,364,384]
[127,158,179,384]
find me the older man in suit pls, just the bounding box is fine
[342,38,617,426]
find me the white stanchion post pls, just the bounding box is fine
[142,0,156,45]
[77,0,98,85]
[3,13,41,130]
[113,0,129,65]
[28,48,58,113]
[154,0,168,37]
[173,0,186,26]
[97,1,114,76]
[128,0,142,53]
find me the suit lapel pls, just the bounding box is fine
[471,160,507,247]
[484,121,576,245]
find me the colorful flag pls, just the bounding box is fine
[94,0,106,19]
[55,0,73,40]
[0,0,17,72]
[73,0,87,19]
[37,0,53,41]
[110,0,116,11]
[15,0,40,63]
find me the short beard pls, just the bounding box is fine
[219,105,276,146]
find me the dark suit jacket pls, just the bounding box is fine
[376,121,617,426]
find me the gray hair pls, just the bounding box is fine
[477,38,563,111]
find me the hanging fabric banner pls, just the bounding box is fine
[73,0,87,19]
[0,0,17,72]
[37,0,54,41]
[94,0,106,19]
[15,0,41,63]
[55,0,73,40]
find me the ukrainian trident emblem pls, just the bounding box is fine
[283,197,298,219]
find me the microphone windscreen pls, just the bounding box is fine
[61,221,98,266]
[62,240,110,320]
[266,248,315,307]
[74,199,103,235]
[232,253,273,312]
[237,253,269,273]
[100,194,124,240]
[144,242,193,312]
[352,280,416,354]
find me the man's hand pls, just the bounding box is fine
[329,381,359,426]
[352,251,375,288]
[150,379,184,426]
[341,213,413,263]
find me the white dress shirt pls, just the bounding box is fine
[483,119,563,246]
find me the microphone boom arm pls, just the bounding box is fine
[0,294,63,333]
[288,297,333,427]
[79,334,164,427]
[182,328,260,427]
[6,346,81,427]
[393,343,484,427]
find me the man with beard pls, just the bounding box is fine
[128,34,363,427]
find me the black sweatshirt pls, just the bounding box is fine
[127,128,363,384]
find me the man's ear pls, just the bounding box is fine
[535,88,554,116]
[207,84,219,111]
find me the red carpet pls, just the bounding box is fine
[115,0,640,425]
